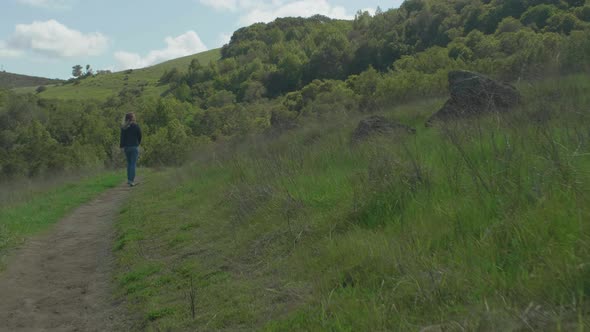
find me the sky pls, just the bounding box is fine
[0,0,404,79]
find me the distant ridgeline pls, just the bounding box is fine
[2,0,590,179]
[0,71,63,89]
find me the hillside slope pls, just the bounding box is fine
[0,71,62,89]
[114,74,590,331]
[36,48,220,100]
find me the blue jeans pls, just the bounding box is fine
[124,146,139,183]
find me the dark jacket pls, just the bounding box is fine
[120,123,142,148]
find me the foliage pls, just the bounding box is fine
[155,0,590,122]
[36,49,221,101]
[72,65,83,78]
[6,0,590,181]
[4,1,590,329]
[114,74,590,330]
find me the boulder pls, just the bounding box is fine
[352,115,415,143]
[426,70,521,126]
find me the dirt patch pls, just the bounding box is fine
[0,184,132,332]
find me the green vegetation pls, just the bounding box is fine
[36,49,221,100]
[0,89,126,179]
[4,0,590,328]
[0,172,121,268]
[0,71,62,89]
[0,49,221,180]
[165,0,590,105]
[4,0,590,181]
[114,74,590,330]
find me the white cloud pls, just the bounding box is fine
[199,0,238,11]
[114,31,208,70]
[239,0,352,26]
[199,0,353,25]
[218,32,232,46]
[198,0,268,11]
[0,41,22,57]
[362,7,376,16]
[1,20,108,58]
[17,0,75,9]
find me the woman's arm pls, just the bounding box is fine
[120,129,125,148]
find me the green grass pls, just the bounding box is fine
[34,49,221,100]
[0,71,62,89]
[114,74,590,331]
[0,172,122,268]
[11,86,43,94]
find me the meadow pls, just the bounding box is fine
[113,74,590,331]
[35,49,221,100]
[3,1,589,329]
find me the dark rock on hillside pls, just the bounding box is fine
[352,115,416,143]
[426,70,521,126]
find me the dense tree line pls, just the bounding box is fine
[0,90,209,179]
[159,0,590,134]
[164,0,590,102]
[3,0,590,179]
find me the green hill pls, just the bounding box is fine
[0,71,62,89]
[35,48,221,100]
[115,74,590,331]
[2,0,590,329]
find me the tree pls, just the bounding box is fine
[206,90,236,108]
[547,12,580,34]
[239,80,267,102]
[496,17,524,35]
[574,5,590,21]
[84,64,93,76]
[173,82,192,102]
[346,66,381,111]
[565,0,585,7]
[72,65,83,78]
[307,33,352,81]
[521,5,558,30]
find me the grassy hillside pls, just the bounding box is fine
[0,71,62,89]
[36,49,220,100]
[114,74,590,331]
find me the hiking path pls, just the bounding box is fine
[0,184,132,332]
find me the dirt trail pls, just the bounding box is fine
[0,184,132,332]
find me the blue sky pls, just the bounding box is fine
[0,0,404,79]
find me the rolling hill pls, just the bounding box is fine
[2,0,590,329]
[33,48,221,100]
[0,71,63,89]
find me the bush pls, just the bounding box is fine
[142,119,197,166]
[521,5,558,29]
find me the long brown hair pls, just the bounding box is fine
[122,112,136,129]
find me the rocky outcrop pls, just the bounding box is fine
[352,115,415,143]
[426,70,521,126]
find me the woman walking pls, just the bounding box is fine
[120,112,142,187]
